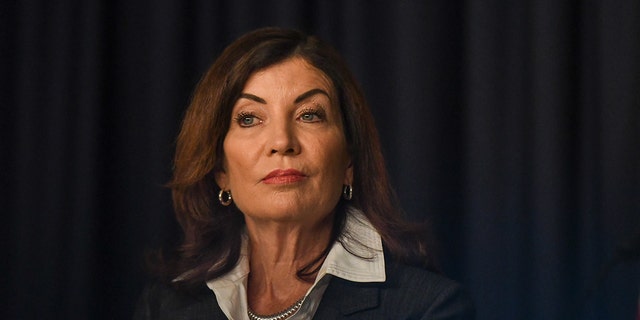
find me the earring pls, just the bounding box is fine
[342,184,353,200]
[218,189,232,206]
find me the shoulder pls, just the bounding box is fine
[382,263,475,319]
[320,263,475,319]
[384,262,462,296]
[132,281,227,320]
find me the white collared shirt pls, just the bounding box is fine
[206,208,386,320]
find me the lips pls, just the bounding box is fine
[262,169,307,184]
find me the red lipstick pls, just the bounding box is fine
[262,169,306,184]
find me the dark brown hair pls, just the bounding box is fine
[165,27,436,289]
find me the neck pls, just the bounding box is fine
[245,214,334,314]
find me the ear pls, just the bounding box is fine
[343,161,354,186]
[215,170,229,190]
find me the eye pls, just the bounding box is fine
[234,112,261,127]
[298,108,325,123]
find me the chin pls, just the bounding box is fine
[243,205,333,225]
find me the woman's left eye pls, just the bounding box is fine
[299,109,325,122]
[300,113,319,121]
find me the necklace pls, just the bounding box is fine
[247,296,305,320]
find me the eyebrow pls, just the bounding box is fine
[238,88,331,105]
[238,93,266,104]
[294,88,331,103]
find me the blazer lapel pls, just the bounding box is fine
[313,277,380,318]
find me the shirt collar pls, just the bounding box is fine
[205,207,386,319]
[316,207,386,283]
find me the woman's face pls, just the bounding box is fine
[216,57,352,226]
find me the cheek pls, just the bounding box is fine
[315,137,350,178]
[222,137,255,186]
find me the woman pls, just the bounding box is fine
[134,27,474,319]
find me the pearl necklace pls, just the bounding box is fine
[247,296,305,320]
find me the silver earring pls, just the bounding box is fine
[342,185,353,200]
[218,189,232,206]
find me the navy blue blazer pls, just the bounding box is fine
[133,262,474,319]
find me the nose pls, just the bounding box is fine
[268,119,300,155]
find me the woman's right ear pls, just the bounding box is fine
[214,170,228,190]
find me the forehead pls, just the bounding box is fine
[242,57,335,98]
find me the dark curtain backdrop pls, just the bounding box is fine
[2,1,639,319]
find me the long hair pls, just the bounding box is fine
[164,27,436,289]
